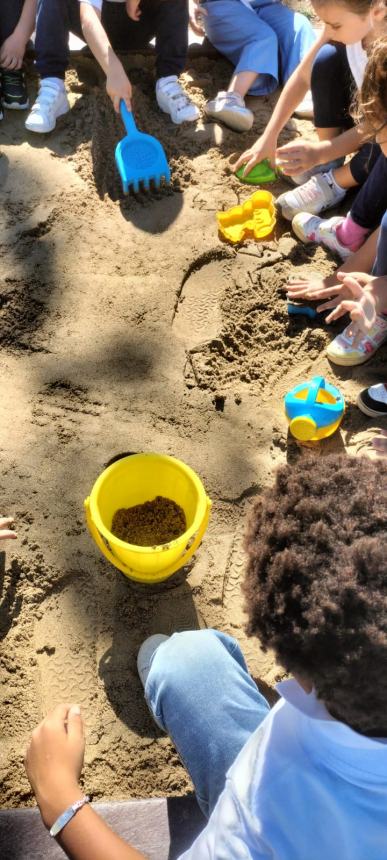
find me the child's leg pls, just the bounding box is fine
[203,0,280,96]
[311,43,353,141]
[0,0,25,45]
[144,629,270,818]
[34,0,83,81]
[102,0,189,77]
[374,211,387,276]
[257,3,315,86]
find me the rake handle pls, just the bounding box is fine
[120,100,137,136]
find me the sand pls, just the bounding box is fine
[0,48,385,810]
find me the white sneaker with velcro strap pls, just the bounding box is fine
[25,78,70,133]
[156,75,199,124]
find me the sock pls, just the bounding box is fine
[336,215,369,252]
[325,169,345,193]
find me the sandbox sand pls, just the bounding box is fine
[0,48,385,809]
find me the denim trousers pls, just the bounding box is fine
[35,0,189,80]
[144,629,270,817]
[202,0,315,96]
[0,0,25,44]
[373,211,387,276]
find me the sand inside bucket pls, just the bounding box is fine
[111,496,187,546]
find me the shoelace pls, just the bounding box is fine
[30,83,63,114]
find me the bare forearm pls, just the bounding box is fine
[80,3,119,76]
[264,32,327,140]
[57,806,148,860]
[317,124,370,164]
[16,0,37,42]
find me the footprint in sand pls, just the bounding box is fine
[172,255,231,349]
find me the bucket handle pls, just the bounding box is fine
[84,497,212,582]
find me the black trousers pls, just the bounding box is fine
[35,0,189,80]
[0,0,25,44]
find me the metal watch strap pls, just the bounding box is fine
[49,795,90,838]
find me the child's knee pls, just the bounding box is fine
[147,629,233,697]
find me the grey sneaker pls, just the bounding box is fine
[277,170,346,220]
[137,634,170,688]
[205,91,253,132]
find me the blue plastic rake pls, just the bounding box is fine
[115,101,171,194]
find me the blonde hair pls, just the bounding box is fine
[357,37,387,127]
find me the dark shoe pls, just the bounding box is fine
[1,68,29,110]
[357,383,387,417]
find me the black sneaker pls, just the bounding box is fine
[1,68,29,110]
[357,383,387,417]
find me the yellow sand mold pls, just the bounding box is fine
[217,190,276,244]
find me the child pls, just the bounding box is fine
[25,454,387,858]
[25,0,199,133]
[234,0,386,215]
[192,0,315,132]
[291,38,387,364]
[0,0,37,118]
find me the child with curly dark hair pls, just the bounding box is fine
[25,454,387,860]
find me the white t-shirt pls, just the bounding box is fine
[346,41,367,88]
[179,680,387,860]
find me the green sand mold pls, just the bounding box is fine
[236,159,277,185]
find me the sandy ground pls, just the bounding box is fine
[1,49,386,809]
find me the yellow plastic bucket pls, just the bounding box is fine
[84,453,212,584]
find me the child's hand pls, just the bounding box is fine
[316,272,382,342]
[0,516,17,541]
[25,704,85,828]
[126,0,141,22]
[189,0,207,36]
[0,30,27,70]
[106,58,132,112]
[233,133,277,177]
[275,139,323,175]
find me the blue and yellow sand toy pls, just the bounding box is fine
[284,376,345,442]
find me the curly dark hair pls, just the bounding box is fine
[243,455,387,735]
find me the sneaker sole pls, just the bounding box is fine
[2,100,29,110]
[356,392,387,417]
[205,107,253,132]
[326,347,381,366]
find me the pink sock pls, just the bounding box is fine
[336,216,369,252]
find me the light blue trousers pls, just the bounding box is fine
[144,629,270,817]
[202,0,315,95]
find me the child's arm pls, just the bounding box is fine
[0,0,37,70]
[25,705,148,860]
[234,29,327,175]
[79,2,132,111]
[276,123,370,177]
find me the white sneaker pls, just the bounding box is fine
[205,90,253,132]
[137,634,170,687]
[293,89,314,119]
[327,317,387,366]
[292,213,351,260]
[277,171,346,220]
[156,76,199,124]
[25,78,70,133]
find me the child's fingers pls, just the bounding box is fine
[0,530,17,540]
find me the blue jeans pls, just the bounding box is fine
[144,629,270,817]
[35,0,189,80]
[373,211,387,276]
[202,0,315,96]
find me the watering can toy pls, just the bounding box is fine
[284,376,345,442]
[115,101,171,194]
[84,453,211,584]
